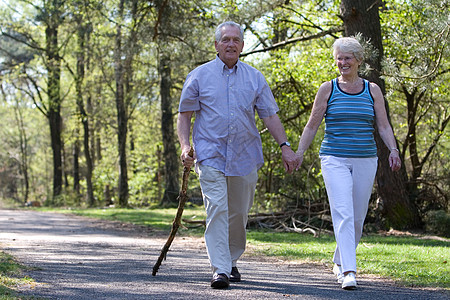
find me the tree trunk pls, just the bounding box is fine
[124,0,139,175]
[155,0,180,206]
[114,0,129,207]
[76,21,95,207]
[159,55,179,206]
[73,137,80,195]
[13,98,30,203]
[403,87,420,201]
[45,5,63,199]
[340,0,420,229]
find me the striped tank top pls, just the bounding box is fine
[319,78,377,158]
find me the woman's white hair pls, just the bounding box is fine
[333,37,364,62]
[215,21,244,42]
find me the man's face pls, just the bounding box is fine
[215,25,244,68]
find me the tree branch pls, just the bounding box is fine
[0,30,45,53]
[240,26,343,57]
[419,113,450,174]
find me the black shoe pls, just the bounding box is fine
[230,267,241,282]
[211,273,229,289]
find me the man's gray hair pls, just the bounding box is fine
[215,21,244,42]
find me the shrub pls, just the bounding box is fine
[424,210,450,237]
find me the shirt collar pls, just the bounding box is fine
[215,55,240,75]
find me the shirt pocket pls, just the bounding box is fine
[237,89,257,112]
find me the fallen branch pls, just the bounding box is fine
[280,221,317,236]
[182,218,206,228]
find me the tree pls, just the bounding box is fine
[0,12,48,203]
[382,0,450,215]
[0,90,31,203]
[13,96,30,203]
[113,0,130,207]
[43,0,64,199]
[111,0,148,207]
[153,0,180,206]
[340,0,420,228]
[0,0,65,199]
[72,1,95,206]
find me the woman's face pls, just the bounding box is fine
[335,50,360,76]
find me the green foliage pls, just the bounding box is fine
[424,210,450,237]
[92,157,119,206]
[381,0,449,216]
[0,91,51,204]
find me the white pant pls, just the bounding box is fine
[197,164,258,276]
[320,155,378,274]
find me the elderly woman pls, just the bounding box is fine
[295,37,401,289]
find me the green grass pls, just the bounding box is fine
[0,251,36,299]
[17,206,450,290]
[247,230,337,262]
[44,205,207,233]
[357,236,449,288]
[246,230,449,289]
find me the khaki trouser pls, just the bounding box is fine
[197,164,258,277]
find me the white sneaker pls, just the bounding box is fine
[333,264,343,283]
[341,272,357,290]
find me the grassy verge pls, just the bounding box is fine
[18,206,450,289]
[0,251,36,300]
[43,205,207,233]
[246,230,449,289]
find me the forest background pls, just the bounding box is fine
[0,0,448,235]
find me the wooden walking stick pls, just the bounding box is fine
[152,147,194,276]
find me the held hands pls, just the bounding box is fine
[389,148,401,172]
[281,147,301,174]
[294,150,304,170]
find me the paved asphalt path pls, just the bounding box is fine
[0,209,448,300]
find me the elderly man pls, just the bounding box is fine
[177,21,299,289]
